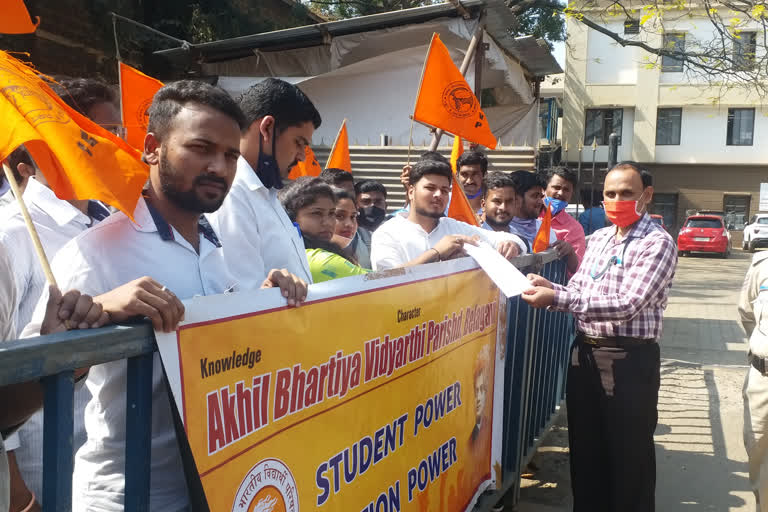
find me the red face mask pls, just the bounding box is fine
[603,195,647,228]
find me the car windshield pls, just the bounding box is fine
[686,219,722,229]
[758,218,768,225]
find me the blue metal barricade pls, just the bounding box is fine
[0,249,572,512]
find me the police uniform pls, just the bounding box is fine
[740,251,768,511]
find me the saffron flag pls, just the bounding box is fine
[413,33,497,150]
[0,0,39,34]
[119,62,163,151]
[450,134,463,173]
[325,119,351,172]
[446,136,479,226]
[533,203,552,253]
[0,51,148,217]
[288,145,322,179]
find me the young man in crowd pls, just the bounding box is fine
[543,167,586,274]
[579,189,607,235]
[456,150,488,216]
[523,163,677,512]
[480,171,518,231]
[371,160,526,270]
[355,179,388,232]
[1,77,119,511]
[508,170,558,247]
[209,78,322,288]
[319,167,354,194]
[22,80,304,512]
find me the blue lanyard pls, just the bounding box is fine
[590,235,632,280]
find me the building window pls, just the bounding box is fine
[624,19,640,34]
[656,108,682,145]
[727,108,755,146]
[584,108,623,146]
[661,33,685,72]
[733,32,757,70]
[724,194,750,230]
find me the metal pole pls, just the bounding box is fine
[590,138,597,233]
[607,132,619,169]
[575,142,583,217]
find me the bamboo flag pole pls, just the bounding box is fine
[325,118,348,169]
[2,162,57,287]
[407,33,437,166]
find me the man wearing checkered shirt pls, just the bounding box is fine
[523,162,678,512]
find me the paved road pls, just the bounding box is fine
[516,249,756,511]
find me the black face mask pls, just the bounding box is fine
[358,206,387,230]
[255,130,283,190]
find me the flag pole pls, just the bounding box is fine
[408,33,438,165]
[2,162,57,287]
[325,118,348,169]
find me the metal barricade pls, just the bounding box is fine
[0,249,572,512]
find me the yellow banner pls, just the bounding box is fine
[158,263,505,512]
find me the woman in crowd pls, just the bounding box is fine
[331,188,372,269]
[280,178,369,283]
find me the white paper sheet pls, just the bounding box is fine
[464,242,534,298]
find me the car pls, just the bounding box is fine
[677,215,731,258]
[743,213,768,252]
[650,214,667,231]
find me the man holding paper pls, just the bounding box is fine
[370,160,526,269]
[521,162,677,512]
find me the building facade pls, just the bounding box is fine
[562,11,768,237]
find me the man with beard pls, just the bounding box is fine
[481,171,519,231]
[209,78,322,288]
[507,170,558,248]
[371,160,526,270]
[23,80,304,511]
[456,151,487,216]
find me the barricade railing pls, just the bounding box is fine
[0,248,572,512]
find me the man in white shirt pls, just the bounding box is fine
[371,160,527,270]
[23,80,301,511]
[0,241,107,512]
[209,78,322,289]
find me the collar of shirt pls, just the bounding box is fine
[131,196,222,253]
[23,178,93,228]
[236,155,267,192]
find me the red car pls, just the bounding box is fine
[677,215,731,258]
[650,214,667,231]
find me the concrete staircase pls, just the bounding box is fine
[313,145,536,210]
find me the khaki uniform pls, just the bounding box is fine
[740,251,768,511]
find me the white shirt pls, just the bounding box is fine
[0,177,110,336]
[371,212,528,270]
[0,178,109,499]
[23,197,235,512]
[208,156,312,288]
[0,244,12,512]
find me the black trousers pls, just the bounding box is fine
[566,338,661,512]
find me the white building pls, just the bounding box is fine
[563,9,768,235]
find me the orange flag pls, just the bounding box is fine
[119,62,164,151]
[0,51,148,217]
[533,203,552,253]
[413,33,497,149]
[450,134,463,173]
[1,0,39,34]
[446,135,479,226]
[288,145,322,179]
[325,119,351,172]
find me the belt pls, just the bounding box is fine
[577,332,656,348]
[751,353,768,375]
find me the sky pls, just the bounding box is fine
[552,40,566,69]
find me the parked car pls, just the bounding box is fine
[650,214,667,231]
[677,215,731,258]
[743,213,768,252]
